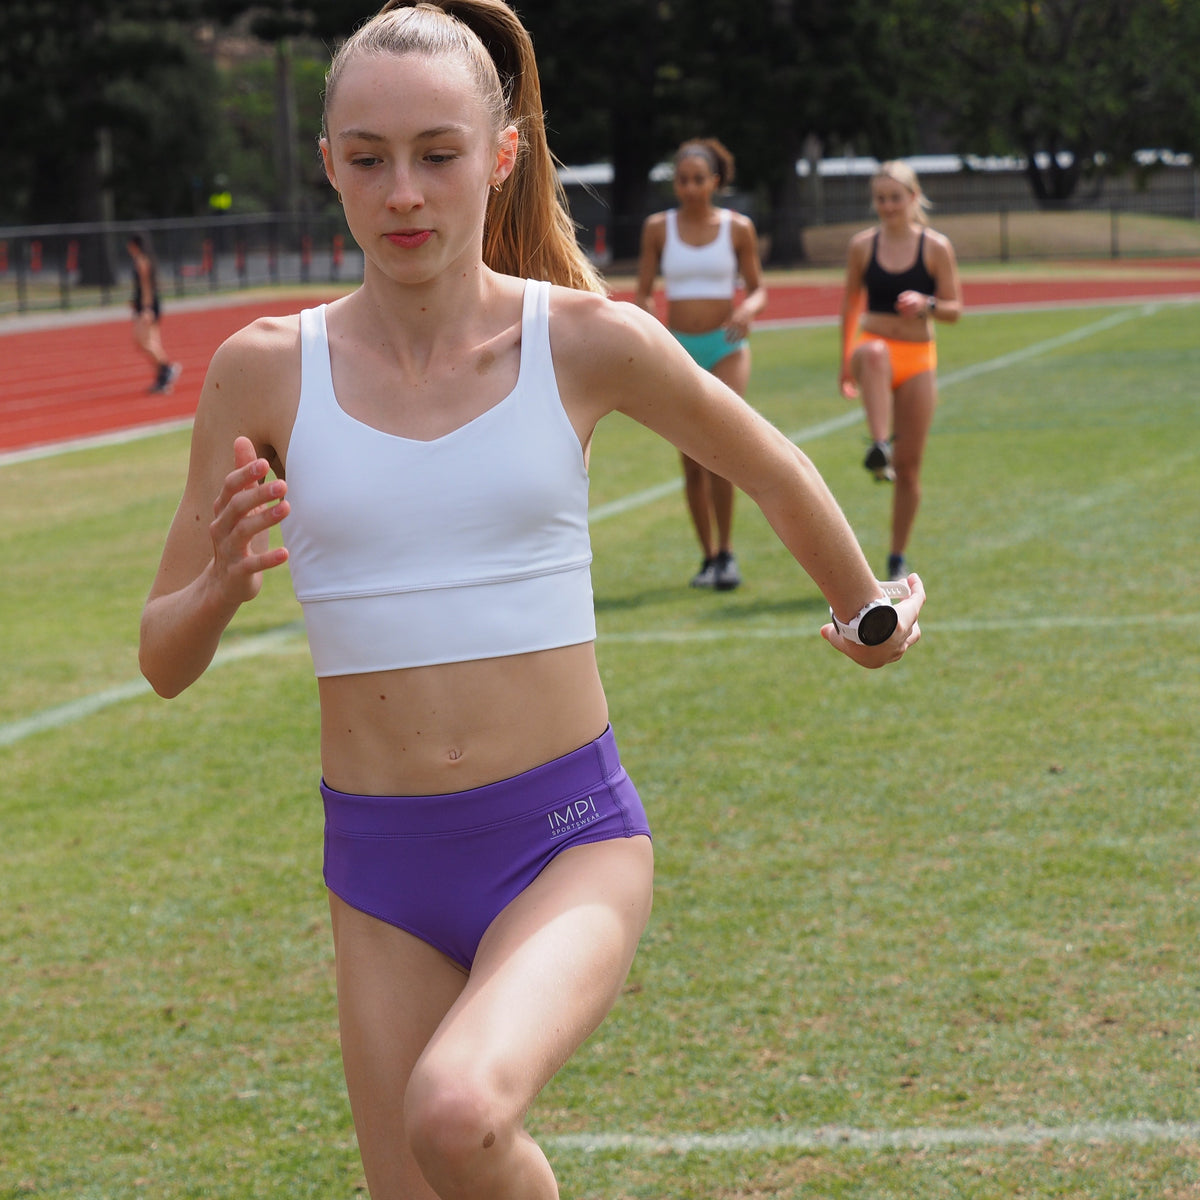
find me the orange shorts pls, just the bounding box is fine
[853,333,937,389]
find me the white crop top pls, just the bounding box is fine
[281,279,596,676]
[661,208,738,301]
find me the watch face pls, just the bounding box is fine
[858,603,899,646]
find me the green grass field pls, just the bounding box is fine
[1,297,1198,1198]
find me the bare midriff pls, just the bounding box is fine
[666,296,736,335]
[316,641,609,796]
[859,309,933,343]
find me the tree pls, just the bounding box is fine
[672,0,918,263]
[0,0,224,288]
[901,0,1200,204]
[0,1,219,227]
[212,42,335,213]
[519,0,690,259]
[521,0,926,263]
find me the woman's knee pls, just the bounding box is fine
[854,340,891,381]
[891,444,925,488]
[894,465,923,496]
[405,1056,511,1179]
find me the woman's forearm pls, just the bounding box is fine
[139,565,242,699]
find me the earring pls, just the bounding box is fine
[335,191,343,205]
[491,182,503,194]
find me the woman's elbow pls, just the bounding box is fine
[138,619,188,700]
[139,649,184,700]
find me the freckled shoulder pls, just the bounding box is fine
[548,286,670,370]
[546,285,682,421]
[194,312,304,463]
[207,313,301,382]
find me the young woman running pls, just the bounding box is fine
[126,233,181,395]
[139,5,925,1197]
[635,138,767,590]
[839,161,961,580]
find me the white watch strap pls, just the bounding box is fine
[830,596,893,645]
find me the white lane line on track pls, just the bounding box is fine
[0,417,194,467]
[546,1118,1200,1155]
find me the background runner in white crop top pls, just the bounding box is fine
[635,137,768,593]
[283,279,595,676]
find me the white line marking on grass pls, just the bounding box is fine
[0,624,305,748]
[591,305,1154,522]
[4,608,1188,749]
[546,1118,1200,1155]
[933,304,1153,390]
[600,610,1200,644]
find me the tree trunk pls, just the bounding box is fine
[767,129,808,266]
[275,38,299,215]
[77,126,119,289]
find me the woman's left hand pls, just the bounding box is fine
[821,573,926,667]
[724,309,751,341]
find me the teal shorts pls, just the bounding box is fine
[671,326,748,372]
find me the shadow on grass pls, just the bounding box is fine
[595,587,825,621]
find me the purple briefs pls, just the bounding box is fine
[321,724,651,970]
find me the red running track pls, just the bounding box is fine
[0,298,330,455]
[2,268,1198,455]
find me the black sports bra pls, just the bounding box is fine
[863,230,937,314]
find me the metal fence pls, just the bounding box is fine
[567,162,1200,268]
[0,212,361,317]
[4,163,1199,315]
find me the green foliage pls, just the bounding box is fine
[899,0,1200,202]
[517,0,928,259]
[0,1,219,223]
[1,285,1198,1195]
[5,0,1198,232]
[213,50,333,214]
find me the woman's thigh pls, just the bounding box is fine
[333,831,654,1121]
[329,895,470,1198]
[419,835,654,1101]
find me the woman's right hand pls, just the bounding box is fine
[207,436,290,606]
[839,363,859,400]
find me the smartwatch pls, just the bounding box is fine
[830,597,898,646]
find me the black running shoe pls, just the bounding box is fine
[863,441,895,482]
[713,550,742,591]
[690,557,718,588]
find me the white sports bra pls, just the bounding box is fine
[281,280,596,677]
[661,208,738,301]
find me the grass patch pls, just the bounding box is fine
[2,298,1198,1197]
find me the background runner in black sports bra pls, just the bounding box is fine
[126,234,181,395]
[838,161,962,580]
